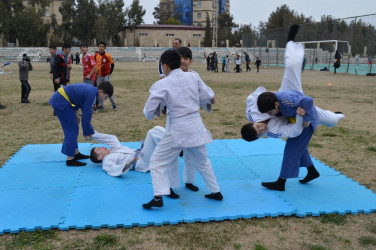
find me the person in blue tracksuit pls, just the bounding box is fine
[49,82,113,166]
[257,90,320,191]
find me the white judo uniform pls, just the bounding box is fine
[246,40,344,138]
[91,126,179,188]
[144,68,220,196]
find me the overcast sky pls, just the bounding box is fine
[139,0,376,27]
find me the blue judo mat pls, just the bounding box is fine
[1,138,376,234]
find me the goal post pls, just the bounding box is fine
[298,40,351,72]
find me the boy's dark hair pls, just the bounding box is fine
[90,148,102,163]
[257,92,278,113]
[49,45,57,49]
[62,43,71,49]
[98,41,107,47]
[178,47,192,60]
[98,81,114,97]
[160,50,181,70]
[80,43,88,48]
[241,123,259,142]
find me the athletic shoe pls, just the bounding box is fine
[0,103,6,109]
[205,192,223,201]
[113,104,118,111]
[95,106,104,112]
[21,99,30,103]
[167,188,180,199]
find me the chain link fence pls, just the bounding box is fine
[242,13,376,75]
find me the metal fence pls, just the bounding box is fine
[242,13,376,74]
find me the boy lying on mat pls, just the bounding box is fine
[88,126,170,175]
[88,126,181,198]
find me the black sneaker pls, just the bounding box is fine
[21,99,30,103]
[95,106,104,112]
[185,183,199,192]
[205,192,223,201]
[142,197,163,209]
[167,188,179,199]
[0,103,6,109]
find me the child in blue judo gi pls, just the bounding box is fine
[257,90,320,191]
[49,81,113,166]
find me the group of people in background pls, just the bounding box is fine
[47,41,117,114]
[206,52,261,73]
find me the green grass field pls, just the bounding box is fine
[0,61,375,249]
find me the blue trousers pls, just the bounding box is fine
[51,93,79,157]
[280,125,314,178]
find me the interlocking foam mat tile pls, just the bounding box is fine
[1,139,376,234]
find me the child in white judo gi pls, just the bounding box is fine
[142,50,222,209]
[89,126,180,198]
[178,46,211,193]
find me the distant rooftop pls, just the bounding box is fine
[132,24,205,30]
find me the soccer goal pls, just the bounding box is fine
[300,40,350,72]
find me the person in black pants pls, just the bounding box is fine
[255,57,261,73]
[244,52,251,71]
[18,54,33,103]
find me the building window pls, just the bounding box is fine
[197,13,202,18]
[193,34,201,37]
[197,2,202,8]
[45,10,50,17]
[138,33,148,37]
[166,34,175,37]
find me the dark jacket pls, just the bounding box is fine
[52,52,71,84]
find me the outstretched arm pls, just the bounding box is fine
[91,131,122,149]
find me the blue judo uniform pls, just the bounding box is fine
[274,90,319,178]
[49,84,97,157]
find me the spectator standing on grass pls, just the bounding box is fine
[255,57,261,73]
[206,53,211,71]
[244,51,251,71]
[235,54,242,73]
[210,52,215,71]
[18,54,33,103]
[52,43,72,89]
[75,53,80,65]
[225,55,230,73]
[354,54,359,66]
[94,41,117,111]
[213,52,218,72]
[222,55,226,72]
[302,55,306,72]
[48,45,58,92]
[80,43,97,85]
[333,50,341,74]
